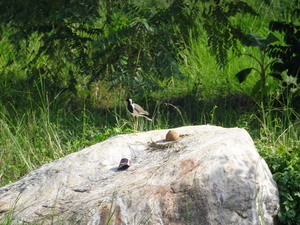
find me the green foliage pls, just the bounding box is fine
[0,0,194,96]
[235,68,254,83]
[241,33,279,49]
[235,32,280,99]
[0,0,101,94]
[202,0,258,67]
[92,127,132,143]
[0,0,262,97]
[92,1,187,93]
[260,144,300,225]
[253,91,300,225]
[268,21,300,96]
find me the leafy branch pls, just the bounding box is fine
[235,33,281,99]
[202,0,258,67]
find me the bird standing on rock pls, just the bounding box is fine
[123,97,152,132]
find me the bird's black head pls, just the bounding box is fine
[123,97,132,102]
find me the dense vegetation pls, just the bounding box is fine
[0,0,299,224]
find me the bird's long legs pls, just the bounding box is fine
[134,117,138,133]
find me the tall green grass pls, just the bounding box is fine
[0,79,131,186]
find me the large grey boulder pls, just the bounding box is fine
[0,125,279,224]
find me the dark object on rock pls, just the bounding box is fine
[118,158,132,170]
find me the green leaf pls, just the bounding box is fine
[268,72,283,80]
[241,33,279,49]
[235,68,253,83]
[273,172,283,182]
[241,34,265,48]
[265,32,280,45]
[251,79,262,97]
[141,19,153,32]
[286,193,294,201]
[287,209,296,218]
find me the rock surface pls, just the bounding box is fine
[0,125,279,225]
